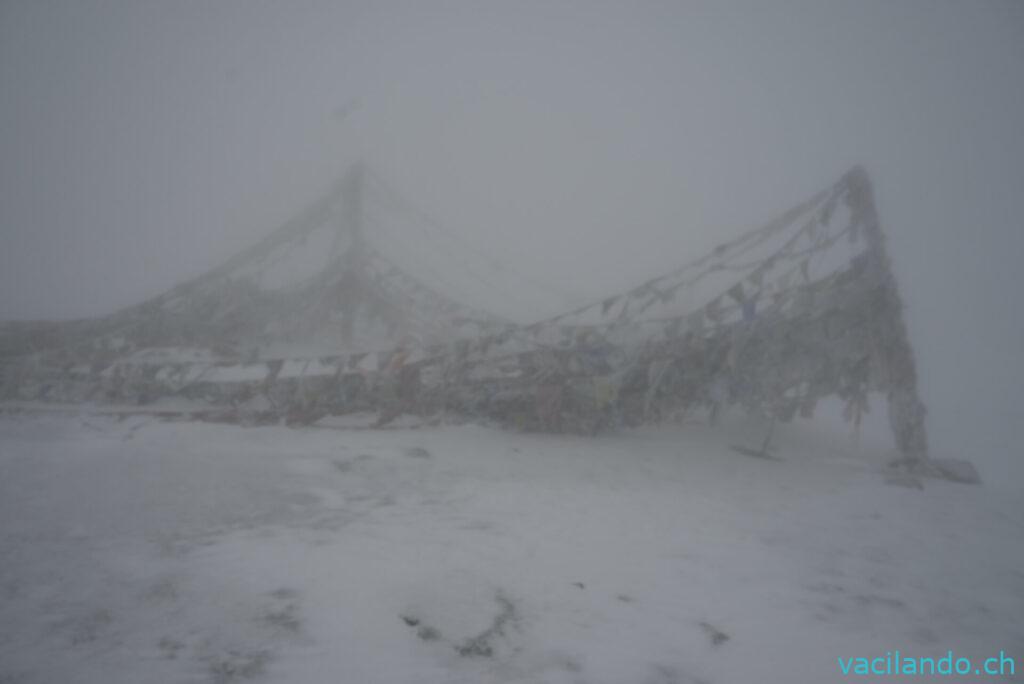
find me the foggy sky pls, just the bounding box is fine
[1,0,1022,484]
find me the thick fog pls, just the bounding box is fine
[1,0,1022,488]
[3,4,1024,682]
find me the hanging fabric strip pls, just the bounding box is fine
[727,283,745,304]
[705,297,723,323]
[688,309,705,333]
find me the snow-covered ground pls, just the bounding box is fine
[0,410,1021,683]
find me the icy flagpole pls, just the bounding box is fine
[845,166,928,463]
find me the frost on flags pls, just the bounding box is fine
[0,164,928,465]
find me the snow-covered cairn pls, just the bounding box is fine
[0,165,928,465]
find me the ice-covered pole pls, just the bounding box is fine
[337,161,366,345]
[845,166,929,463]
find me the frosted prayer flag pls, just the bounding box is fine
[705,298,723,322]
[748,268,765,288]
[804,218,819,242]
[742,298,757,323]
[727,283,745,304]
